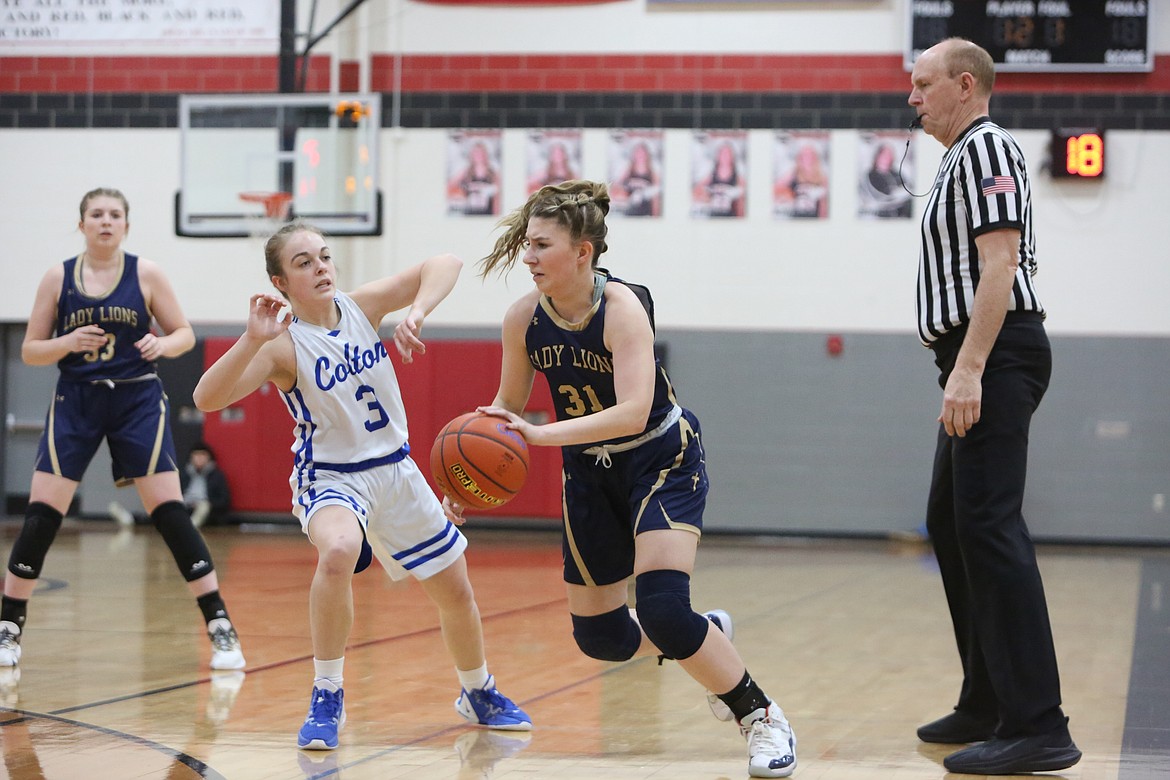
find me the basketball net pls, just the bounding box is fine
[238,191,293,243]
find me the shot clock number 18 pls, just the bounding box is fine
[1051,130,1105,179]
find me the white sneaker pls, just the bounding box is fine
[740,702,797,778]
[207,618,246,670]
[108,501,135,527]
[0,622,21,667]
[703,610,735,722]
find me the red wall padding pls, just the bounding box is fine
[201,338,562,519]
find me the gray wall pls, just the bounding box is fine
[658,329,1170,543]
[4,323,1165,543]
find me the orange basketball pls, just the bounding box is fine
[430,412,529,510]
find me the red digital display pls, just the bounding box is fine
[1051,129,1105,179]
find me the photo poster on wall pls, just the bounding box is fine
[691,130,748,219]
[446,130,503,217]
[607,130,665,218]
[773,131,831,220]
[857,131,914,220]
[526,130,583,195]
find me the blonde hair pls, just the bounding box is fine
[479,179,610,277]
[263,221,327,297]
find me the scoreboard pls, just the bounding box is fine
[907,1,1152,72]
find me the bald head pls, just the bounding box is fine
[935,38,996,98]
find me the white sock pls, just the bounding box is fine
[314,656,345,689]
[457,662,490,691]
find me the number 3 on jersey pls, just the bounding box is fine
[84,333,116,363]
[355,384,390,431]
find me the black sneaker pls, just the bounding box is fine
[943,725,1081,775]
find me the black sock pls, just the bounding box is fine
[716,670,771,722]
[196,590,229,625]
[1,596,28,630]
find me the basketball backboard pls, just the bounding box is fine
[176,93,382,237]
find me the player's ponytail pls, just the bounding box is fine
[479,180,610,277]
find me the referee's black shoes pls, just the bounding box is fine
[917,710,996,744]
[941,720,1082,776]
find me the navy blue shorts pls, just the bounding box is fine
[35,377,179,486]
[561,407,708,587]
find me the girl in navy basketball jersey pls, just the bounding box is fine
[0,188,245,673]
[193,222,529,751]
[453,180,796,778]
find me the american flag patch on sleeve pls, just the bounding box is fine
[980,175,1017,196]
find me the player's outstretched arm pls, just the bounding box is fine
[352,253,463,362]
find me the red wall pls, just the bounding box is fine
[200,338,562,519]
[4,53,1168,95]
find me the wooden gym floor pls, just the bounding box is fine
[0,518,1167,780]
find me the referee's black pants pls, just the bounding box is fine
[924,315,1068,738]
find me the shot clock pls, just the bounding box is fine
[1051,129,1105,180]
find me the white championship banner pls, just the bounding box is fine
[1,0,279,49]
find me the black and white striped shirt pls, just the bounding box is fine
[916,116,1044,346]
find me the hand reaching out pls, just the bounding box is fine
[247,293,291,342]
[393,309,426,363]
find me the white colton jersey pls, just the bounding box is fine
[282,293,410,490]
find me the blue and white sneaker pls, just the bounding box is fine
[297,683,346,750]
[703,610,735,722]
[454,674,532,731]
[741,702,797,778]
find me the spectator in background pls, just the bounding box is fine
[181,441,232,528]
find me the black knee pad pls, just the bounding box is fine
[571,606,642,662]
[152,501,215,582]
[7,502,64,580]
[634,570,710,661]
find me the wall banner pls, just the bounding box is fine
[1,0,279,47]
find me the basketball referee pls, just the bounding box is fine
[906,38,1080,775]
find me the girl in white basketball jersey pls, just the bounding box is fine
[194,222,531,751]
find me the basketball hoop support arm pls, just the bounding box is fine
[285,0,373,92]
